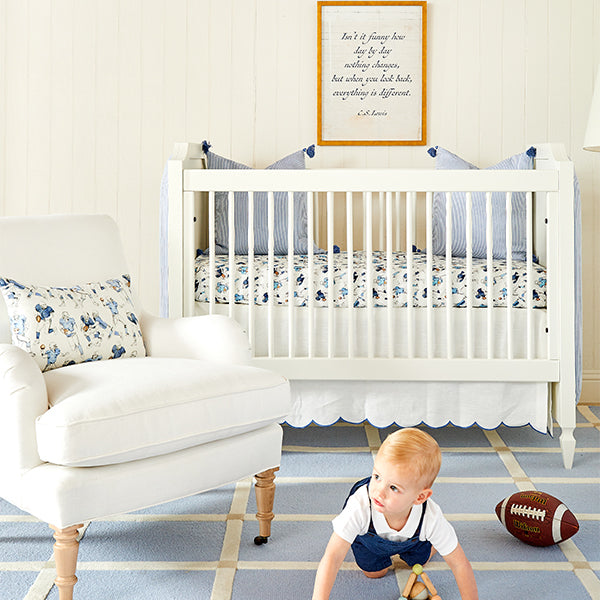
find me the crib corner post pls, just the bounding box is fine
[553,378,577,470]
[559,427,576,470]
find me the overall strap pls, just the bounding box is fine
[368,499,429,535]
[415,500,428,535]
[342,476,371,510]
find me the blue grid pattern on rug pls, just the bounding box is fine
[1,405,599,600]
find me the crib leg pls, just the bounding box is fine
[553,377,577,470]
[559,427,576,470]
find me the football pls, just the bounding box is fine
[495,491,579,547]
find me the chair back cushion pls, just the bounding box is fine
[0,215,137,346]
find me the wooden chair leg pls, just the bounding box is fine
[50,524,83,600]
[253,467,278,545]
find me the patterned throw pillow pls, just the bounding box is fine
[0,275,145,372]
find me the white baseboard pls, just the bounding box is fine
[581,370,600,404]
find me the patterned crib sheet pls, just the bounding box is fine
[195,251,547,309]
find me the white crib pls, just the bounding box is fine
[166,143,577,468]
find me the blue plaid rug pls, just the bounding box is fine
[2,406,599,599]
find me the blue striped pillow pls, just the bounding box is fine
[205,147,320,255]
[429,147,535,261]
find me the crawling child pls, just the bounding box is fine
[312,428,478,599]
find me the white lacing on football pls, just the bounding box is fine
[510,504,547,521]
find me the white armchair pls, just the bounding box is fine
[0,214,291,599]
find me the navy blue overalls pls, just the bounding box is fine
[343,477,432,572]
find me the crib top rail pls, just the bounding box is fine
[182,168,558,193]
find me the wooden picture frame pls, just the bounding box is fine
[317,1,427,146]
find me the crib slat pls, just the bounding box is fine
[505,192,513,359]
[247,191,255,356]
[307,191,315,358]
[287,191,294,358]
[426,191,433,358]
[406,191,415,358]
[378,192,385,250]
[208,190,216,316]
[346,191,354,358]
[362,192,367,257]
[395,192,401,250]
[486,191,494,359]
[465,192,473,359]
[365,191,374,359]
[526,191,533,359]
[327,191,335,358]
[386,191,393,358]
[228,191,235,319]
[445,192,453,359]
[267,190,275,358]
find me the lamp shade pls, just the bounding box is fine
[584,64,600,151]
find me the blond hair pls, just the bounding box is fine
[377,428,442,488]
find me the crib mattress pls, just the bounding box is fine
[195,251,546,309]
[195,302,548,360]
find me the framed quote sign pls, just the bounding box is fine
[317,1,427,146]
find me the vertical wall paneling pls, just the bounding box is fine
[434,0,458,152]
[501,0,526,157]
[185,0,210,145]
[27,0,51,216]
[578,0,599,380]
[161,0,188,312]
[593,1,600,378]
[230,0,256,165]
[0,0,7,216]
[208,0,233,157]
[4,1,29,216]
[50,0,74,216]
[116,0,142,290]
[254,0,278,166]
[573,1,594,377]
[456,0,480,162]
[276,1,301,158]
[71,0,96,215]
[525,0,549,146]
[478,1,503,163]
[163,1,188,157]
[0,0,598,400]
[95,0,119,222]
[140,1,166,311]
[547,0,572,148]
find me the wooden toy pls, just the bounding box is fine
[399,563,442,600]
[401,572,418,599]
[409,581,427,599]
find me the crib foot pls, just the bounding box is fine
[559,427,576,469]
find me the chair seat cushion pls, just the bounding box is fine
[36,357,290,467]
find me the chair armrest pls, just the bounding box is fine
[140,312,252,364]
[0,344,47,473]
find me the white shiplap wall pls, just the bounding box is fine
[1,0,599,401]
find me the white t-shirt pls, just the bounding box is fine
[332,484,458,557]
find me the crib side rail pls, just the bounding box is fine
[168,151,570,386]
[183,167,557,193]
